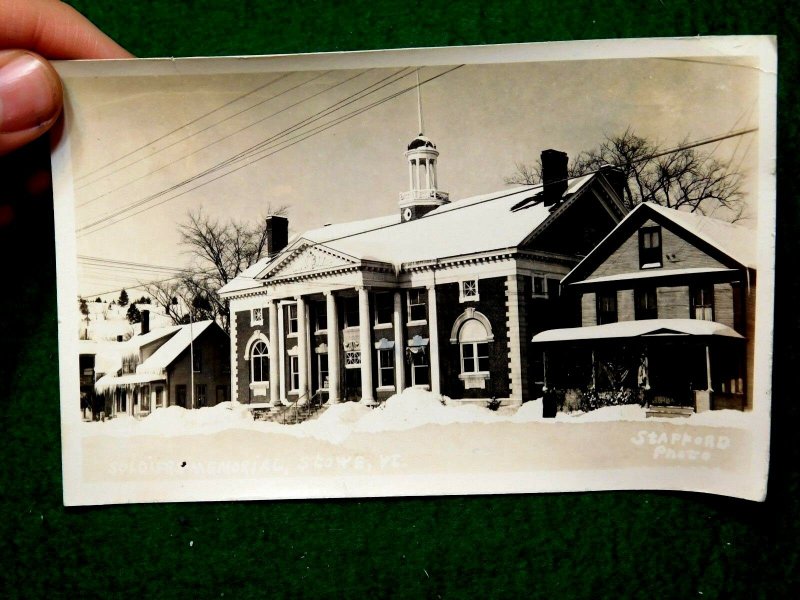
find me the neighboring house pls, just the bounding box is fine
[532,202,756,416]
[94,316,231,417]
[219,136,628,410]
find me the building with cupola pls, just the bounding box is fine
[218,130,629,413]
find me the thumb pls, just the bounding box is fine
[0,50,63,156]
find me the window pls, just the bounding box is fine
[318,353,329,389]
[459,279,479,302]
[378,349,394,388]
[458,319,490,374]
[691,284,714,321]
[411,351,429,386]
[289,355,300,391]
[251,307,263,325]
[343,297,359,328]
[634,288,658,320]
[250,340,269,383]
[597,291,618,324]
[408,289,427,322]
[639,226,662,268]
[287,304,298,334]
[345,351,361,368]
[532,275,547,298]
[176,384,187,408]
[315,304,327,332]
[192,347,202,373]
[547,278,560,301]
[140,385,150,412]
[154,386,164,409]
[374,293,393,326]
[196,384,207,407]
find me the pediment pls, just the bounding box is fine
[259,241,359,280]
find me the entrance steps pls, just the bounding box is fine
[646,406,695,418]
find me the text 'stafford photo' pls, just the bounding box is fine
[52,37,776,506]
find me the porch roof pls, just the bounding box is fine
[532,318,744,343]
[95,372,166,394]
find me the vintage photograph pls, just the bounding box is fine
[52,38,776,505]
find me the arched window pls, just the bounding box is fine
[251,341,269,383]
[459,319,490,374]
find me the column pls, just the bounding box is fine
[296,297,309,405]
[408,160,414,191]
[358,287,375,405]
[268,300,280,406]
[277,302,287,405]
[504,275,525,407]
[325,291,340,404]
[427,285,441,395]
[393,291,406,393]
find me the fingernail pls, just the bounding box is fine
[0,52,62,134]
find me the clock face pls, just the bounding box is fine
[403,207,413,221]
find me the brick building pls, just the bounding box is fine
[219,134,628,410]
[533,202,756,416]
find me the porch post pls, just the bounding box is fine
[325,291,340,404]
[393,291,406,393]
[296,297,309,404]
[542,351,548,392]
[705,345,713,391]
[358,287,375,405]
[268,300,280,406]
[278,301,287,405]
[427,284,441,395]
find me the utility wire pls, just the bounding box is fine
[76,70,346,207]
[75,73,294,185]
[76,66,452,236]
[77,68,416,230]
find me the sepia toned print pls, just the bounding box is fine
[52,37,776,505]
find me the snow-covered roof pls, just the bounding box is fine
[90,324,183,375]
[136,320,216,374]
[644,203,756,268]
[569,267,737,285]
[221,175,601,296]
[562,202,757,285]
[532,318,744,343]
[95,372,167,395]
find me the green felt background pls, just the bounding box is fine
[1,1,797,597]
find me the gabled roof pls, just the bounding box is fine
[562,202,756,285]
[221,172,623,295]
[137,320,217,374]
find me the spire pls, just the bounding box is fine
[416,70,424,136]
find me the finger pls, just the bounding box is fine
[0,0,133,59]
[0,50,62,156]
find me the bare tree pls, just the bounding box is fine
[505,128,745,220]
[144,279,188,326]
[171,206,289,331]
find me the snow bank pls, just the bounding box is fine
[83,390,754,443]
[353,388,501,433]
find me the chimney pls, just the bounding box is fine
[117,335,123,342]
[265,215,289,258]
[141,309,150,335]
[541,149,569,206]
[599,163,626,204]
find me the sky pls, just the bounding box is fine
[62,52,762,298]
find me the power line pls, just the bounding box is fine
[75,73,294,185]
[76,67,416,232]
[76,66,453,237]
[76,70,344,207]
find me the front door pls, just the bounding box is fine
[646,344,696,407]
[344,368,361,402]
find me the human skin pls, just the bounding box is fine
[0,0,131,155]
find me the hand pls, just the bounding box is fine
[0,0,132,155]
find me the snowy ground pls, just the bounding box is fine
[82,388,754,444]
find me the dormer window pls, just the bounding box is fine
[459,279,479,302]
[639,226,662,269]
[251,307,263,326]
